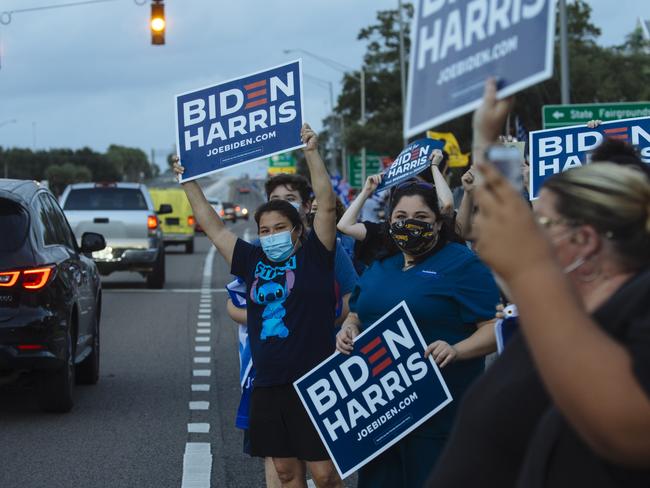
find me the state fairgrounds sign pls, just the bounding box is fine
[175,60,304,182]
[405,0,555,138]
[294,302,452,479]
[528,116,650,199]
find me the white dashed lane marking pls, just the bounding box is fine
[195,346,211,353]
[189,401,210,410]
[194,357,210,364]
[192,384,210,392]
[188,423,211,434]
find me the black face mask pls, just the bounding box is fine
[389,218,438,255]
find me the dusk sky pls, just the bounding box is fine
[0,0,647,173]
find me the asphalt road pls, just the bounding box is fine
[0,224,267,488]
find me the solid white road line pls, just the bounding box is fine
[189,401,210,410]
[195,346,211,353]
[188,423,211,434]
[194,357,210,364]
[181,442,212,488]
[193,369,211,377]
[191,384,210,392]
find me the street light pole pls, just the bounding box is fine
[303,73,337,172]
[283,48,366,182]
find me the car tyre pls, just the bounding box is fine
[76,314,100,385]
[39,325,74,413]
[146,249,165,289]
[185,239,194,254]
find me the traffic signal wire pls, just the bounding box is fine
[0,0,146,26]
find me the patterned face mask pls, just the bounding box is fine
[389,218,438,255]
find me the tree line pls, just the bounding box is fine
[0,145,159,196]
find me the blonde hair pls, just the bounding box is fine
[543,163,650,270]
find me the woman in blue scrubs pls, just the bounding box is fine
[336,181,500,488]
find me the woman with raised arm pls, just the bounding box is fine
[427,79,650,488]
[174,123,343,488]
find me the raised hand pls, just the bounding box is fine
[301,123,319,152]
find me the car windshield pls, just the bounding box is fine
[0,199,29,252]
[63,188,148,210]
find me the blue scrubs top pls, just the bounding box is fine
[350,242,499,436]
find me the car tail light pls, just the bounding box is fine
[0,271,20,287]
[188,215,195,226]
[219,209,225,216]
[23,266,54,290]
[17,344,45,351]
[147,215,158,230]
[235,205,241,212]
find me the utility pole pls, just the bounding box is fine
[559,0,571,104]
[398,0,408,147]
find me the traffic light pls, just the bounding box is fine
[150,1,165,45]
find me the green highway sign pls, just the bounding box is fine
[543,102,650,129]
[268,153,296,174]
[347,154,387,189]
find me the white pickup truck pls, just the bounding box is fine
[60,182,171,288]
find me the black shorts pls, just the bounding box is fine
[249,384,329,461]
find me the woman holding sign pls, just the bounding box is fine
[336,179,500,487]
[174,124,344,488]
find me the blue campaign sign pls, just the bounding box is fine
[529,116,650,198]
[405,0,555,138]
[294,301,452,479]
[175,60,305,182]
[376,138,445,191]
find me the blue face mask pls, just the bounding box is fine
[260,228,295,262]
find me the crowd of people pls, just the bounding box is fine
[172,78,650,488]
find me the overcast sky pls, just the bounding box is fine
[0,0,648,172]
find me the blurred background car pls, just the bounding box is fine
[234,204,249,220]
[60,182,171,289]
[221,202,237,222]
[0,179,105,412]
[149,187,196,254]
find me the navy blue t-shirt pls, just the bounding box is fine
[231,230,336,387]
[350,242,499,435]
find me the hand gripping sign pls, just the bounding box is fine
[175,60,305,182]
[376,138,445,192]
[528,116,650,198]
[294,301,452,479]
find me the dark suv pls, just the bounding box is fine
[0,180,105,412]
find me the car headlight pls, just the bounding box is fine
[92,246,114,260]
[242,208,248,215]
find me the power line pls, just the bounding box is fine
[1,0,145,26]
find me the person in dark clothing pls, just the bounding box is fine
[427,79,650,487]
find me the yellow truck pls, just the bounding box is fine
[149,187,196,254]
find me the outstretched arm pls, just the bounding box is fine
[429,150,454,216]
[173,158,238,265]
[337,174,382,240]
[302,124,336,251]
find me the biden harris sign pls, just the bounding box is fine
[294,302,452,479]
[405,0,555,138]
[175,60,305,182]
[529,116,650,199]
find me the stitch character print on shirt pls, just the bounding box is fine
[250,256,296,340]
